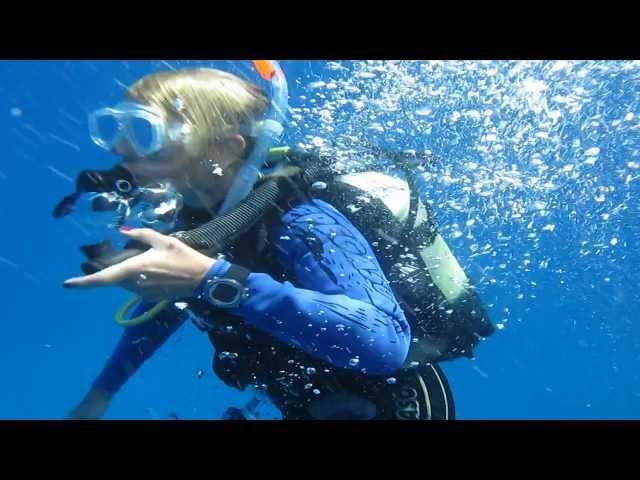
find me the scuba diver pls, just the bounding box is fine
[57,61,495,420]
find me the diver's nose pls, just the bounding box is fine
[113,137,137,158]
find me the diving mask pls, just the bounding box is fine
[89,102,192,158]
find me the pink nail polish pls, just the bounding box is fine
[120,226,132,232]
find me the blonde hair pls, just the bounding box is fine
[127,68,269,157]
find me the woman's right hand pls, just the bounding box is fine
[66,388,112,420]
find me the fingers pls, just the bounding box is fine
[63,228,186,292]
[64,262,129,289]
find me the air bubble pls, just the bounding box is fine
[585,147,600,156]
[211,164,224,176]
[172,97,185,111]
[357,72,376,79]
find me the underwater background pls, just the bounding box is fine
[0,59,638,419]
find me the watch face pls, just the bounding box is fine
[212,283,239,302]
[208,278,245,308]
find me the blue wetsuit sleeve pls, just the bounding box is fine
[197,199,411,375]
[92,302,187,396]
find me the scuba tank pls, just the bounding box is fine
[278,146,496,365]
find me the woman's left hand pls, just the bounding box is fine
[64,228,215,302]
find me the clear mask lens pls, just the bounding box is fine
[127,116,158,155]
[94,114,121,147]
[90,103,168,158]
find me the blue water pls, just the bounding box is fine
[1,60,638,419]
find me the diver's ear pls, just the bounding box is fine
[226,134,247,157]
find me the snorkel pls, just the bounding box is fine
[217,60,289,214]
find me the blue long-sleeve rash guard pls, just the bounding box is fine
[93,199,411,396]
